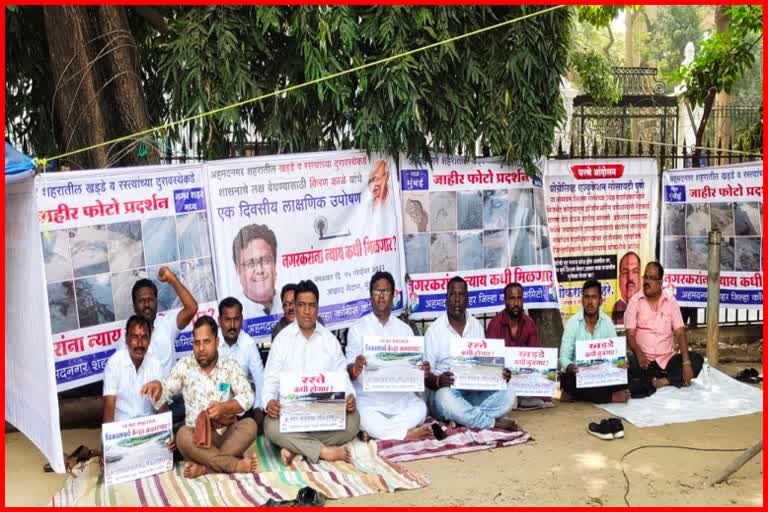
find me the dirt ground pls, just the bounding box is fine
[4,363,763,507]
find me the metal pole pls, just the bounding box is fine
[706,230,721,367]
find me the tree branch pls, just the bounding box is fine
[604,26,614,57]
[130,6,168,33]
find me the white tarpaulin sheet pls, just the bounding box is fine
[596,367,763,428]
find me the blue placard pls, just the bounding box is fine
[174,187,206,213]
[401,169,429,191]
[664,185,686,203]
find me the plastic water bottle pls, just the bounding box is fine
[700,357,711,389]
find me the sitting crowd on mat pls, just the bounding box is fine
[102,261,702,478]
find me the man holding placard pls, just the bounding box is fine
[624,262,703,398]
[346,271,432,441]
[141,316,259,479]
[559,279,630,403]
[262,280,360,465]
[424,276,519,431]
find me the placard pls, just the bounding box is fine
[362,335,425,392]
[449,338,506,391]
[575,337,627,389]
[279,372,346,433]
[102,412,173,486]
[504,346,558,397]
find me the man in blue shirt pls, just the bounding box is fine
[559,279,630,403]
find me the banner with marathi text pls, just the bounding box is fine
[544,159,659,326]
[400,155,558,319]
[206,150,404,339]
[36,165,217,391]
[661,163,762,308]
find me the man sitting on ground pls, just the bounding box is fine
[424,276,518,431]
[346,271,432,441]
[141,316,258,478]
[624,262,703,398]
[103,315,167,422]
[559,279,630,403]
[262,280,360,465]
[271,283,297,341]
[486,281,547,408]
[218,297,265,430]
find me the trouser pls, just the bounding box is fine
[176,417,257,473]
[170,394,186,425]
[560,372,628,404]
[263,410,360,464]
[428,386,517,429]
[359,399,427,440]
[627,351,704,398]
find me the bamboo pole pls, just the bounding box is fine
[706,230,721,367]
[710,440,763,485]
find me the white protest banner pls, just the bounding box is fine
[545,159,659,326]
[206,151,404,340]
[362,336,424,392]
[575,337,627,389]
[661,163,762,308]
[279,372,347,433]
[36,165,217,391]
[449,338,506,391]
[400,154,558,319]
[504,347,558,397]
[102,411,173,486]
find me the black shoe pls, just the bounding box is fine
[431,422,447,440]
[587,419,614,440]
[608,418,625,439]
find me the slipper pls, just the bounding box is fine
[43,444,94,473]
[735,368,761,383]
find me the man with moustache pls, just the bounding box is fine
[486,282,545,408]
[103,315,166,423]
[129,266,198,424]
[141,316,258,478]
[612,251,640,325]
[217,297,265,429]
[346,271,432,441]
[262,280,360,466]
[624,262,703,398]
[559,279,630,403]
[271,284,298,340]
[424,277,519,431]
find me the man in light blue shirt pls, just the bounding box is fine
[559,279,630,403]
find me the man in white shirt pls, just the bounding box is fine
[346,271,432,441]
[424,276,519,431]
[103,315,165,423]
[218,296,265,429]
[130,266,198,424]
[262,280,360,466]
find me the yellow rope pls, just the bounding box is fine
[41,5,565,165]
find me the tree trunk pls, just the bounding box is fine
[43,6,157,170]
[714,6,732,145]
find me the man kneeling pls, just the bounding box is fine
[262,280,360,465]
[142,316,258,478]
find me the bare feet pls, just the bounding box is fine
[183,461,208,479]
[318,445,352,463]
[280,448,297,467]
[405,423,433,440]
[234,454,259,474]
[559,390,575,402]
[493,417,522,432]
[611,389,631,403]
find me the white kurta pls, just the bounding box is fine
[346,313,427,440]
[261,322,354,411]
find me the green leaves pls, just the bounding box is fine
[570,49,622,106]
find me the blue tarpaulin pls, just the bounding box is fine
[5,141,36,184]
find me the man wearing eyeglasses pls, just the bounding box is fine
[232,224,281,318]
[624,262,703,398]
[345,271,432,441]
